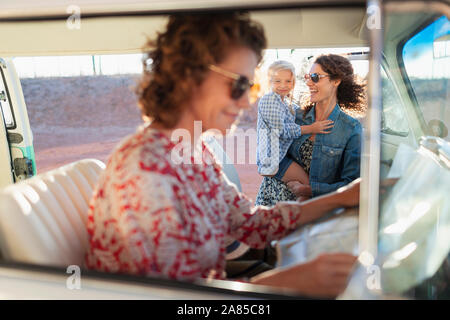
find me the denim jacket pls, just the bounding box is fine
[288,104,362,197]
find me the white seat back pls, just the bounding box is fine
[0,159,105,267]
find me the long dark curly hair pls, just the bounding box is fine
[302,54,367,118]
[136,13,267,128]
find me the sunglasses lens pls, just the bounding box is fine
[231,77,250,100]
[311,73,320,83]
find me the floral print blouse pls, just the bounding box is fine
[299,138,314,174]
[85,125,303,281]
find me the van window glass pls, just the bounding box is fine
[381,66,409,136]
[403,15,450,141]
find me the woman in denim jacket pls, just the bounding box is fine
[256,54,365,206]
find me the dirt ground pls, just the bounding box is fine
[23,75,263,202]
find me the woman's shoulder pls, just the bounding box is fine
[337,110,362,130]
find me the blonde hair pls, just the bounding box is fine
[268,60,296,112]
[268,60,296,80]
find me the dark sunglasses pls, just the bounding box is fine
[209,65,254,100]
[304,73,330,83]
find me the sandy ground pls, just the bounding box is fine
[24,75,263,202]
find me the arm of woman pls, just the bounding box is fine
[224,172,360,249]
[310,122,362,197]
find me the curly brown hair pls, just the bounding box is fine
[302,54,367,118]
[136,13,267,128]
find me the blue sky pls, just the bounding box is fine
[403,15,450,79]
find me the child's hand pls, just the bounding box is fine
[310,120,334,134]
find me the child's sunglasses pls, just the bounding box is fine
[304,73,330,83]
[209,65,254,100]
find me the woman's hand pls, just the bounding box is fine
[287,181,312,197]
[251,253,357,298]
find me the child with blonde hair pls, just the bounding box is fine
[256,60,333,199]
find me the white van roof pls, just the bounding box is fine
[0,0,365,18]
[0,0,368,56]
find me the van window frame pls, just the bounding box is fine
[0,65,17,130]
[0,260,306,299]
[0,2,368,299]
[395,14,446,136]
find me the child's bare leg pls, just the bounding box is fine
[281,162,310,201]
[281,161,309,185]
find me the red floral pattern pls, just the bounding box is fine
[85,126,303,281]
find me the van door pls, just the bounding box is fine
[0,94,14,188]
[0,58,36,185]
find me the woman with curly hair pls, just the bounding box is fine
[85,14,359,298]
[256,54,366,206]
